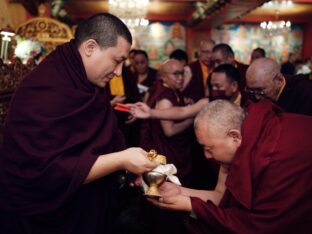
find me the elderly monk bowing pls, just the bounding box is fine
[246,57,312,116]
[0,13,158,234]
[149,99,312,234]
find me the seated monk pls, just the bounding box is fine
[148,99,312,234]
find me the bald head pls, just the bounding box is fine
[246,58,284,101]
[160,59,180,72]
[194,100,245,137]
[159,59,184,90]
[247,58,279,84]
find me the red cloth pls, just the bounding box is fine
[0,41,125,233]
[186,100,312,233]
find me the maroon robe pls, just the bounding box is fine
[109,66,142,147]
[235,60,252,105]
[0,41,125,234]
[185,100,312,233]
[278,75,312,116]
[183,60,206,102]
[139,83,191,234]
[138,67,158,89]
[183,61,219,190]
[140,84,193,185]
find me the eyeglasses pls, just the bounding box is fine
[245,72,281,96]
[244,87,265,96]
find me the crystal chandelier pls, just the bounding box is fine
[108,0,149,33]
[259,0,292,37]
[260,19,291,36]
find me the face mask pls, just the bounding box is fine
[210,90,231,101]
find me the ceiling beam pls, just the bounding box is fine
[191,0,271,29]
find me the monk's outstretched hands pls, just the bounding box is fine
[147,182,192,212]
[127,102,151,119]
[120,147,158,175]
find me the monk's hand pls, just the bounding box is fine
[147,194,192,212]
[120,147,158,175]
[197,98,209,106]
[125,114,137,124]
[128,102,151,119]
[110,95,126,106]
[158,182,182,197]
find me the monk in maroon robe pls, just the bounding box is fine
[183,39,215,102]
[140,59,194,186]
[138,59,193,234]
[149,99,312,233]
[0,13,157,234]
[212,43,252,103]
[246,57,312,116]
[132,50,157,99]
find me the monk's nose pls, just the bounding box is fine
[254,94,263,100]
[204,152,213,159]
[114,63,123,76]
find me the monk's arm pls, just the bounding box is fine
[129,98,208,120]
[182,166,228,206]
[84,148,158,184]
[152,98,208,120]
[156,99,194,137]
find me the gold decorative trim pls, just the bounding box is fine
[16,17,73,53]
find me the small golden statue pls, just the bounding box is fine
[143,149,167,198]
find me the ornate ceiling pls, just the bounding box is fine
[11,0,312,29]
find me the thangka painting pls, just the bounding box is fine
[132,21,186,68]
[211,24,304,64]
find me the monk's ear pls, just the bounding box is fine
[227,54,234,63]
[228,129,242,146]
[81,39,98,57]
[274,73,285,86]
[231,81,238,92]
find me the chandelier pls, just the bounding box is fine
[259,0,292,37]
[108,0,149,33]
[260,19,291,36]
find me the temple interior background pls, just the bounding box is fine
[1,0,312,142]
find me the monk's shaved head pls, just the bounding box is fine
[246,58,280,86]
[245,58,285,101]
[159,59,184,90]
[160,59,182,74]
[194,100,245,137]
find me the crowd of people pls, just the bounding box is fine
[0,12,312,234]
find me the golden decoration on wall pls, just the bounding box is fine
[15,5,73,54]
